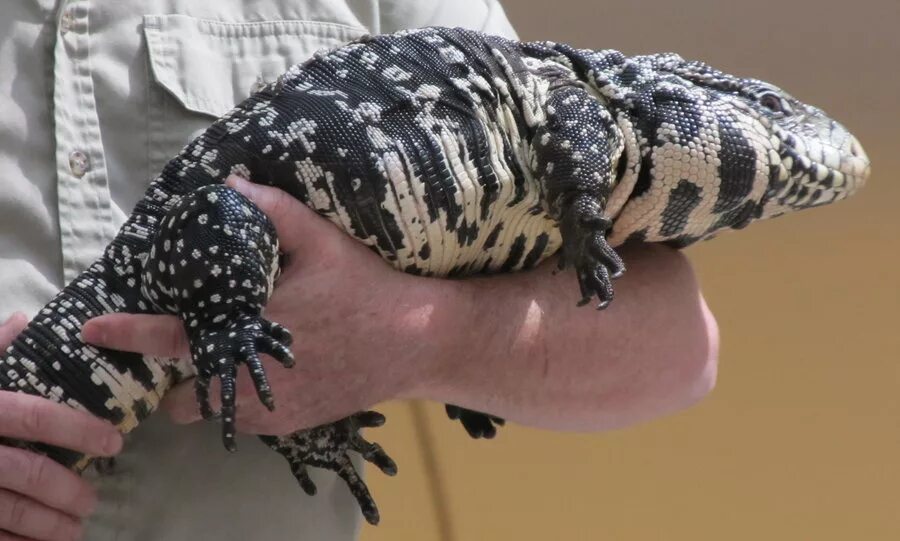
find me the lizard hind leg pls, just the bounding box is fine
[141,184,295,451]
[558,193,626,310]
[259,411,398,525]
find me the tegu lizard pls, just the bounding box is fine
[0,27,869,524]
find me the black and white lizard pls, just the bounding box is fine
[0,27,869,525]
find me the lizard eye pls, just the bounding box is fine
[759,92,788,114]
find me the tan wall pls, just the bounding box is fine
[363,1,900,539]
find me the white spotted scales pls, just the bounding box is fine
[0,27,869,525]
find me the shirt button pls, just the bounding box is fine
[69,151,90,178]
[249,75,267,95]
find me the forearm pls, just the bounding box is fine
[405,243,719,432]
[81,182,717,437]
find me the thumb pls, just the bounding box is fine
[0,312,28,349]
[224,175,337,254]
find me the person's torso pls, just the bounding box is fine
[0,1,516,539]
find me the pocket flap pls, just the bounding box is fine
[143,14,365,117]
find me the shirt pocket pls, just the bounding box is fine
[142,14,366,173]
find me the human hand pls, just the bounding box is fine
[83,175,440,436]
[0,313,123,541]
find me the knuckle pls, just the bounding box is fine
[20,400,44,436]
[6,495,28,530]
[268,191,293,223]
[77,427,100,456]
[25,454,49,490]
[0,449,26,481]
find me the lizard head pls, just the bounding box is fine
[670,64,871,222]
[573,50,871,245]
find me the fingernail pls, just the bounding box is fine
[81,321,106,345]
[225,175,246,189]
[104,432,123,455]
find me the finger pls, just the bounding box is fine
[0,489,82,541]
[224,175,337,253]
[82,313,189,358]
[0,530,33,541]
[0,393,121,457]
[0,313,28,349]
[0,447,95,518]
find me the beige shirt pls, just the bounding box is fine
[0,1,516,539]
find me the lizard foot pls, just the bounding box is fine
[559,200,625,309]
[445,405,505,439]
[260,411,396,525]
[191,314,294,451]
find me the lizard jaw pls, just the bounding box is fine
[762,121,870,218]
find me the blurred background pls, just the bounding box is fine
[363,1,899,539]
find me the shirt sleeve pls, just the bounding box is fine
[378,0,519,39]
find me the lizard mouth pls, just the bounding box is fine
[771,122,870,210]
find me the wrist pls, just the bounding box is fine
[393,267,547,408]
[389,272,481,400]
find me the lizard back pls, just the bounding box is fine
[222,27,567,277]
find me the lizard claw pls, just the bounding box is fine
[560,204,625,310]
[260,411,396,525]
[190,314,294,451]
[445,405,505,439]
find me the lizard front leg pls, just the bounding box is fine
[533,84,626,309]
[441,86,626,438]
[140,184,294,450]
[142,184,398,520]
[442,86,626,438]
